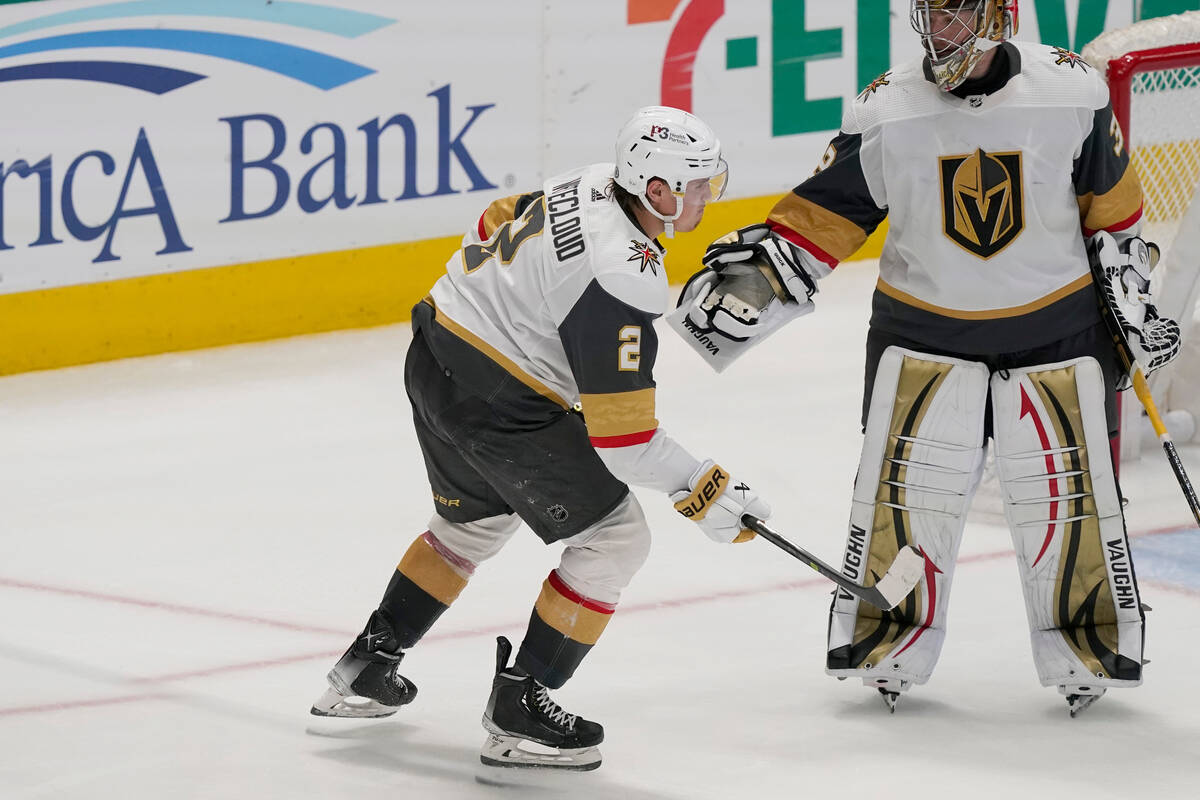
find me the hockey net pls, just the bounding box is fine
[1083,12,1200,459]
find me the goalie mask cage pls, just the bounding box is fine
[1083,12,1200,463]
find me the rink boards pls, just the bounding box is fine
[0,0,1174,374]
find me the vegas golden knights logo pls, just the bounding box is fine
[938,149,1025,259]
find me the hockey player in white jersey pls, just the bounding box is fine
[671,0,1181,716]
[309,106,771,770]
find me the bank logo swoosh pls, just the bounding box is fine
[0,0,394,94]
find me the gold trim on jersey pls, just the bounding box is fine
[478,194,522,239]
[423,297,571,410]
[579,388,657,438]
[767,194,868,262]
[1029,367,1121,676]
[398,535,468,607]
[534,578,613,645]
[850,357,953,667]
[1077,166,1144,233]
[876,274,1092,320]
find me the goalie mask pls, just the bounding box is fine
[911,0,1019,91]
[614,106,728,237]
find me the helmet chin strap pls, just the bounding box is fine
[639,193,683,239]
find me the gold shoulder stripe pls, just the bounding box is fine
[479,195,522,239]
[877,274,1094,320]
[579,389,657,438]
[427,300,570,409]
[767,194,868,263]
[1078,166,1143,234]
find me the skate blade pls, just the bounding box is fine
[1067,694,1102,718]
[478,733,601,773]
[309,687,399,719]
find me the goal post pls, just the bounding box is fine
[1083,12,1200,463]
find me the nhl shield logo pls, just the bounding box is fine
[938,149,1025,259]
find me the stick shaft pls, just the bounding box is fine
[742,515,891,610]
[1131,369,1200,527]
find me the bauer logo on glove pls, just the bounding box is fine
[674,464,729,519]
[670,460,771,543]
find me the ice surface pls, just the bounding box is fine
[2,264,1198,799]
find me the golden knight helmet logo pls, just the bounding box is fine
[939,148,1025,258]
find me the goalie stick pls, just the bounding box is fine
[1133,368,1200,527]
[741,515,926,610]
[1088,246,1200,527]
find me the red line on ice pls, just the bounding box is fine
[1,523,1194,717]
[0,576,348,636]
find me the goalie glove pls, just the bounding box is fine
[667,268,813,372]
[670,460,771,544]
[702,223,824,305]
[1088,231,1182,385]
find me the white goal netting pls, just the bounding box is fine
[1083,12,1200,452]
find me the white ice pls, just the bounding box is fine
[3,263,1199,799]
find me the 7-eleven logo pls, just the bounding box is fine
[628,0,891,136]
[628,0,724,112]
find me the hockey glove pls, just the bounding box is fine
[667,270,813,372]
[1089,231,1182,384]
[670,460,771,543]
[703,223,824,305]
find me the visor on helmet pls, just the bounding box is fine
[674,159,729,207]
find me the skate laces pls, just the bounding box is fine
[531,682,576,729]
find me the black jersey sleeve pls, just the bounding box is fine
[1074,102,1144,236]
[558,280,660,447]
[766,130,888,270]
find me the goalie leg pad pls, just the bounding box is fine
[827,347,989,686]
[991,357,1144,688]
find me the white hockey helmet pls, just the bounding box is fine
[911,1,1019,91]
[614,105,728,237]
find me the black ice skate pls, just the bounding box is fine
[310,609,417,718]
[479,636,603,771]
[1061,685,1106,718]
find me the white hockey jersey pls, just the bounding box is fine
[767,41,1144,353]
[424,163,701,492]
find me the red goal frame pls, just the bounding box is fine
[1101,41,1200,473]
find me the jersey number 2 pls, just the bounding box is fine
[618,326,641,371]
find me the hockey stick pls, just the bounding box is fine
[741,515,926,610]
[1088,240,1200,527]
[1132,368,1200,527]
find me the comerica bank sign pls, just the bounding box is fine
[0,86,496,264]
[0,0,499,264]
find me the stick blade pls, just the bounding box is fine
[871,546,926,609]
